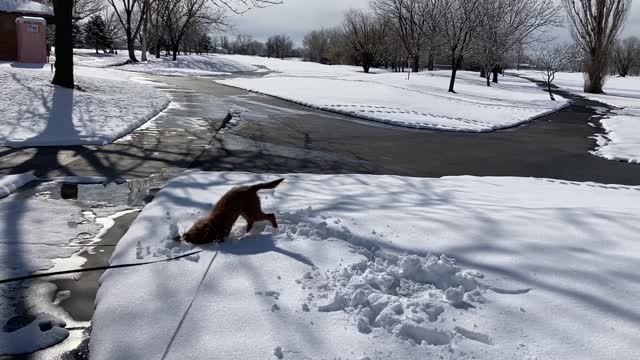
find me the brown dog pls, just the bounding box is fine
[176,178,285,244]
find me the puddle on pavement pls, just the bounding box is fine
[0,210,140,360]
[1,169,188,360]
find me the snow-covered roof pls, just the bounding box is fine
[0,0,53,16]
[16,16,46,23]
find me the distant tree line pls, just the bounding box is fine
[296,0,563,93]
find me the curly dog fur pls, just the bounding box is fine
[176,178,284,244]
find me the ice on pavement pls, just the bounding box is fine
[91,172,640,360]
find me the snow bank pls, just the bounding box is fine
[0,313,68,356]
[91,172,640,360]
[0,173,37,198]
[215,56,567,131]
[0,63,169,146]
[592,108,640,163]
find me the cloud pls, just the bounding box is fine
[227,0,369,45]
[225,0,640,46]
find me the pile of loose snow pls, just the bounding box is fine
[303,248,492,345]
[0,313,68,356]
[0,64,169,146]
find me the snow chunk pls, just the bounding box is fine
[0,313,68,356]
[0,173,37,198]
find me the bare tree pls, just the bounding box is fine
[474,0,562,87]
[562,0,631,93]
[106,0,148,62]
[535,44,577,100]
[342,9,388,73]
[303,29,332,62]
[73,0,107,20]
[612,36,640,77]
[266,34,293,59]
[372,0,438,72]
[440,0,480,93]
[219,35,231,52]
[160,0,227,60]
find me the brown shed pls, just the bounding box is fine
[0,0,53,61]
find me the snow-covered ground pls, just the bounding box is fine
[0,62,169,146]
[516,70,640,163]
[91,172,640,360]
[73,49,257,76]
[215,55,568,132]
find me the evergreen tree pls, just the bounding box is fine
[84,15,110,54]
[72,22,85,48]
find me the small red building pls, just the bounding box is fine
[0,0,53,61]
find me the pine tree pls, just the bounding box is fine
[84,15,110,54]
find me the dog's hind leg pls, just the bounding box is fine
[266,214,277,228]
[241,214,255,233]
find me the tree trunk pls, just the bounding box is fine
[411,55,420,73]
[52,0,74,88]
[548,83,555,101]
[449,61,458,93]
[172,45,178,61]
[584,49,607,93]
[486,74,491,87]
[155,43,161,58]
[127,35,137,62]
[427,52,434,71]
[492,67,499,83]
[480,69,486,78]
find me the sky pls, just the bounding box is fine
[229,0,640,47]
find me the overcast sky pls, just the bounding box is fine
[229,0,640,47]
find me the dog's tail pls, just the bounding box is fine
[249,178,285,192]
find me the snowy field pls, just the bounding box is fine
[91,172,640,360]
[73,49,257,76]
[215,55,568,132]
[517,70,640,163]
[0,62,169,146]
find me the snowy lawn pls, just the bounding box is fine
[0,63,169,146]
[215,55,568,132]
[73,49,257,76]
[516,70,640,163]
[91,172,640,360]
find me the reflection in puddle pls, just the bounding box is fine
[60,183,79,200]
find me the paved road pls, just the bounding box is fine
[168,75,640,185]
